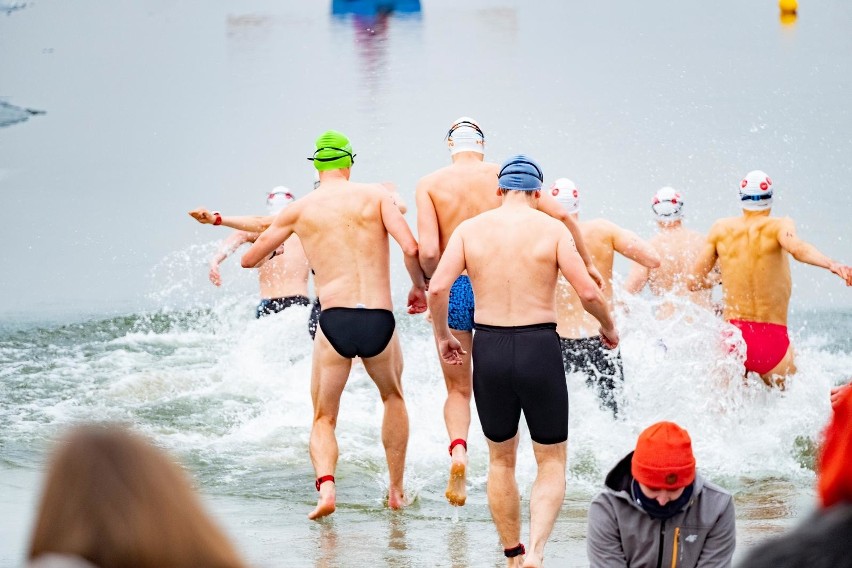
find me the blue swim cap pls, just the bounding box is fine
[498,154,543,191]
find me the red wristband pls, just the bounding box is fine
[212,211,222,226]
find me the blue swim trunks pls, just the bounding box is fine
[448,275,475,332]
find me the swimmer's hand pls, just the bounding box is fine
[407,286,427,314]
[831,384,851,410]
[587,263,604,289]
[599,327,619,350]
[829,262,852,286]
[189,208,216,224]
[209,263,222,287]
[438,336,466,365]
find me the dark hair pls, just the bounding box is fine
[28,424,248,568]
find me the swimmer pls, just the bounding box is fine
[190,130,427,520]
[625,187,720,317]
[690,170,852,388]
[428,155,618,568]
[551,178,660,415]
[415,117,604,507]
[207,188,317,333]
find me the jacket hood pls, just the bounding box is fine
[605,451,706,513]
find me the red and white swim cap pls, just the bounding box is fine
[266,186,296,214]
[739,170,773,211]
[651,187,684,222]
[550,178,580,214]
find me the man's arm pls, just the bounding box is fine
[777,218,852,286]
[611,225,661,269]
[537,191,604,287]
[427,230,467,364]
[380,192,427,314]
[209,231,257,286]
[415,181,442,280]
[556,230,618,348]
[694,496,736,567]
[689,231,720,291]
[189,208,275,233]
[586,496,631,567]
[624,262,651,294]
[381,182,408,214]
[240,208,297,269]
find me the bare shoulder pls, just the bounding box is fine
[417,164,455,188]
[586,217,621,235]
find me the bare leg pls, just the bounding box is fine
[523,441,567,568]
[762,343,796,390]
[362,331,409,509]
[308,329,353,520]
[486,435,524,568]
[438,329,473,506]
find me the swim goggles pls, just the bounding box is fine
[497,158,544,182]
[307,147,356,165]
[739,193,773,202]
[446,120,484,141]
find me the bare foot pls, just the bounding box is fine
[506,556,524,568]
[445,461,467,506]
[522,550,542,568]
[308,485,336,520]
[388,485,406,510]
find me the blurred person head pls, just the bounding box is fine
[28,424,248,568]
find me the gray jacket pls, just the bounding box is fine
[587,452,736,568]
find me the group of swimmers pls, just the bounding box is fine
[189,117,851,567]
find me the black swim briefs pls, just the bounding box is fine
[559,336,623,415]
[472,322,568,445]
[256,295,311,319]
[318,307,396,358]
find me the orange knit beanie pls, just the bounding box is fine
[632,421,696,489]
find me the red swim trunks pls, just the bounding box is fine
[729,319,790,375]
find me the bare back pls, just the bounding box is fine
[258,235,310,298]
[418,159,501,251]
[556,219,617,337]
[459,205,566,326]
[710,215,792,325]
[647,226,714,308]
[288,181,395,310]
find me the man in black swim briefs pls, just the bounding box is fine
[190,130,427,521]
[427,155,618,567]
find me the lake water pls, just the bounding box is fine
[2,1,851,566]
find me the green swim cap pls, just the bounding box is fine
[308,130,356,171]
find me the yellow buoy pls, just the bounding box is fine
[779,0,797,14]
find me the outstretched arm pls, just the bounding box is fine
[240,208,296,269]
[557,231,618,348]
[537,192,604,287]
[612,225,661,269]
[415,181,442,280]
[380,193,427,313]
[189,208,276,233]
[209,231,257,286]
[689,232,719,291]
[427,230,467,364]
[778,218,852,286]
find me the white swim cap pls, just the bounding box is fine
[266,186,295,214]
[446,116,484,155]
[739,170,773,211]
[652,187,684,222]
[550,178,579,214]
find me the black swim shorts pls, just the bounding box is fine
[472,322,568,445]
[256,295,311,319]
[559,336,623,415]
[318,307,396,358]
